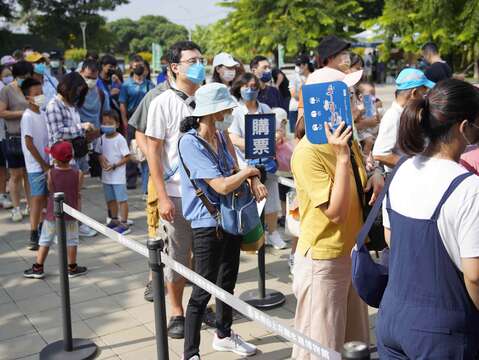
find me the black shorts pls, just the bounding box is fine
[279,182,291,202]
[1,140,25,169]
[0,141,5,168]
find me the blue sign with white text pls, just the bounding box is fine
[244,113,276,160]
[302,81,353,145]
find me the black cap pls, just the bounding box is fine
[317,35,350,65]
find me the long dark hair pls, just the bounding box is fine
[398,79,479,155]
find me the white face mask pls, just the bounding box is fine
[34,94,46,108]
[2,75,13,85]
[222,69,236,82]
[83,76,97,89]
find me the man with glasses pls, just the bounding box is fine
[145,41,203,340]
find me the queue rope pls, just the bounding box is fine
[62,203,341,360]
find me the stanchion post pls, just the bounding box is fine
[39,192,97,360]
[147,236,169,360]
[342,341,370,360]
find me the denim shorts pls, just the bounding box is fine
[103,183,128,202]
[39,220,79,247]
[28,172,48,197]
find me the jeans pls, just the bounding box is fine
[140,161,149,194]
[184,227,241,359]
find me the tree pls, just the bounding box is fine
[18,0,128,49]
[0,0,15,19]
[107,15,188,55]
[195,0,369,62]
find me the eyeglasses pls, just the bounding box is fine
[179,57,206,66]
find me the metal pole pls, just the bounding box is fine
[147,236,169,360]
[80,22,87,50]
[342,341,370,360]
[257,221,266,298]
[55,192,73,351]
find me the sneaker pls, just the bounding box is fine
[107,219,120,229]
[144,281,153,302]
[114,223,131,235]
[184,356,200,360]
[22,207,29,216]
[11,207,22,222]
[265,231,287,250]
[0,194,13,209]
[29,230,39,251]
[24,264,45,279]
[79,224,97,237]
[167,316,185,339]
[212,331,257,356]
[106,217,134,226]
[68,264,88,278]
[288,253,295,275]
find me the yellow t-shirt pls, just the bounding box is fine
[291,137,367,260]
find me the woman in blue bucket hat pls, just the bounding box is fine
[178,82,268,359]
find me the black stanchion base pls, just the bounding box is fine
[40,338,98,360]
[240,289,286,309]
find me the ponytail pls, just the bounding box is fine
[397,97,428,155]
[180,116,200,133]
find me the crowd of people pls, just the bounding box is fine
[1,33,478,360]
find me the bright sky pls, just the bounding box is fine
[102,0,231,29]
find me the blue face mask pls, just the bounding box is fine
[186,62,206,84]
[260,70,272,82]
[16,78,25,86]
[101,125,116,135]
[240,87,259,102]
[34,63,46,75]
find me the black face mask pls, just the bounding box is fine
[133,66,144,76]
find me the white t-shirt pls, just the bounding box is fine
[95,133,129,185]
[145,89,193,197]
[383,156,479,270]
[229,101,272,168]
[20,109,49,173]
[372,101,403,172]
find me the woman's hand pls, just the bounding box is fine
[245,166,261,179]
[324,121,351,163]
[365,171,385,205]
[250,176,268,202]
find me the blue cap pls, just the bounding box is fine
[192,83,237,117]
[396,68,435,91]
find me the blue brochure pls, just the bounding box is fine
[363,94,376,118]
[302,81,353,145]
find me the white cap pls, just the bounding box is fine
[41,52,50,59]
[306,67,363,87]
[213,52,239,68]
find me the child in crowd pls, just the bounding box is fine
[24,141,87,279]
[96,111,130,234]
[20,78,50,251]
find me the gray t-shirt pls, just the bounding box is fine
[128,82,170,133]
[0,83,28,134]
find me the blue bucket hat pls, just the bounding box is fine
[192,83,237,117]
[396,68,435,91]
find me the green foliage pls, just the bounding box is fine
[64,47,87,62]
[107,15,188,55]
[192,0,383,62]
[372,0,479,69]
[18,0,128,50]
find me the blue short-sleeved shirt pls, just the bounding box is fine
[78,86,110,129]
[119,77,153,115]
[179,129,236,229]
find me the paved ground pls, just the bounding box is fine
[0,85,395,360]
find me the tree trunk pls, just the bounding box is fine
[474,43,479,81]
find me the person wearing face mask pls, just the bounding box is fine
[0,60,34,222]
[179,83,266,360]
[249,55,287,112]
[373,68,434,174]
[49,51,67,82]
[289,54,313,132]
[229,72,287,250]
[120,54,153,189]
[156,55,170,85]
[25,52,58,109]
[145,41,202,339]
[376,79,479,359]
[20,78,50,250]
[212,52,239,88]
[0,65,14,210]
[98,54,121,114]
